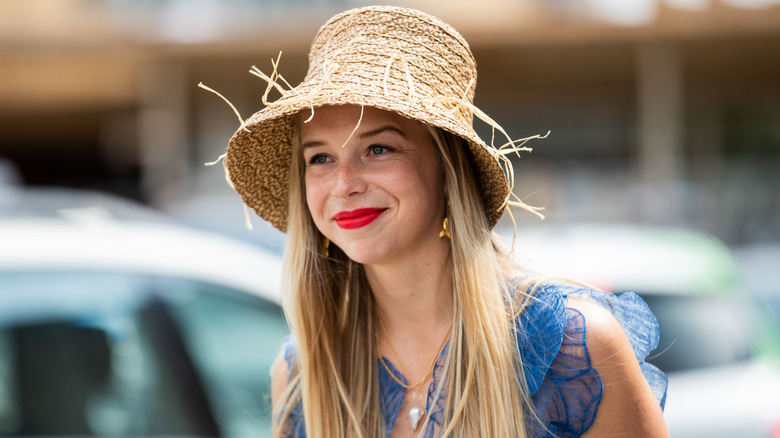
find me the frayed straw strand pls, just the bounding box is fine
[304,105,315,123]
[249,66,288,100]
[401,56,415,101]
[508,197,546,220]
[205,152,226,167]
[383,54,398,97]
[198,82,250,132]
[505,206,519,258]
[270,52,293,90]
[445,77,474,116]
[341,105,364,148]
[243,203,253,230]
[420,92,547,222]
[496,131,550,157]
[254,51,288,106]
[204,150,236,194]
[322,60,339,87]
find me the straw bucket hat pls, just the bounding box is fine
[224,5,537,232]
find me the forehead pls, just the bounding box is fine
[299,105,427,140]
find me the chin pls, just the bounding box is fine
[341,249,385,266]
[338,242,394,266]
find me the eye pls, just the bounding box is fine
[307,154,330,165]
[369,145,390,156]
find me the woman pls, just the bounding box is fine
[217,6,668,437]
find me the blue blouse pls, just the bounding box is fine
[280,283,668,437]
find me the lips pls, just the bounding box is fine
[333,208,388,229]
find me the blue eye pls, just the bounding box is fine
[370,145,388,155]
[308,154,329,165]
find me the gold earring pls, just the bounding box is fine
[439,218,451,239]
[322,237,330,257]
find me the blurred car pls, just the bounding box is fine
[735,242,780,335]
[152,175,287,255]
[503,223,780,438]
[160,191,287,255]
[0,187,288,437]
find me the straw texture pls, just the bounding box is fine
[226,5,514,232]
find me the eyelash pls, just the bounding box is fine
[370,144,391,155]
[306,144,392,165]
[307,154,329,165]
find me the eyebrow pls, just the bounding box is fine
[358,125,407,140]
[302,125,407,149]
[302,140,324,149]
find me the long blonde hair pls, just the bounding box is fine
[273,115,534,437]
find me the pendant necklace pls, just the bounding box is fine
[377,317,452,431]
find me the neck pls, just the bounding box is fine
[365,241,454,352]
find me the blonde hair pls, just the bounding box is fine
[273,116,536,437]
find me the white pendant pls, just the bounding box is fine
[409,406,424,431]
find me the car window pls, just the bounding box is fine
[641,293,754,372]
[0,271,288,437]
[161,278,289,437]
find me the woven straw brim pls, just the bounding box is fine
[227,97,508,233]
[225,6,510,233]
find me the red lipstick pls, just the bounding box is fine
[333,208,387,229]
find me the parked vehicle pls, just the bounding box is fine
[504,223,780,437]
[735,242,780,336]
[0,187,288,437]
[153,178,287,255]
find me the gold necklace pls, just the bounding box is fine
[376,316,452,431]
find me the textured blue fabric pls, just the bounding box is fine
[378,357,407,437]
[279,336,305,438]
[378,340,450,437]
[279,282,668,437]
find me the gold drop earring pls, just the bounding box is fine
[322,237,330,257]
[439,217,451,239]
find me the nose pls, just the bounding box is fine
[332,157,367,198]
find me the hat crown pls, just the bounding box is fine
[304,6,478,127]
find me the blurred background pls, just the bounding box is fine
[2,0,779,242]
[1,0,780,436]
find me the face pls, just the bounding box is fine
[301,105,446,266]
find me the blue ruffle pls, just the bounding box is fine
[378,357,406,437]
[279,336,306,438]
[279,283,668,438]
[566,287,668,410]
[521,283,667,437]
[525,304,602,437]
[516,284,568,397]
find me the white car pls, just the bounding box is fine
[503,223,780,437]
[0,188,288,437]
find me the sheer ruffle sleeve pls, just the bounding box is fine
[517,283,668,437]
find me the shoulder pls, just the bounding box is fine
[271,336,297,409]
[515,281,668,395]
[565,296,641,376]
[566,298,669,437]
[512,282,669,437]
[270,348,290,409]
[270,337,307,437]
[566,297,626,355]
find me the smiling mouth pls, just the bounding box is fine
[333,208,388,229]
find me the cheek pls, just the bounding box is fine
[408,161,444,205]
[391,166,442,210]
[304,174,326,222]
